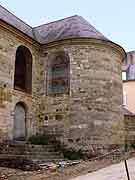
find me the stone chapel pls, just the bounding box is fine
[0,5,126,152]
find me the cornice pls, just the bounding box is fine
[0,20,126,60]
[41,37,126,60]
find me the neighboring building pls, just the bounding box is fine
[0,5,126,153]
[122,52,135,145]
[122,51,135,113]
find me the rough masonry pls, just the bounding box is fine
[0,5,126,153]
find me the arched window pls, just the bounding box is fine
[14,46,32,93]
[47,52,70,95]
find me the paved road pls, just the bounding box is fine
[70,158,135,180]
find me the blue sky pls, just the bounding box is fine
[0,0,135,51]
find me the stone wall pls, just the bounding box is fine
[38,39,125,153]
[0,21,42,141]
[0,20,126,153]
[124,115,135,144]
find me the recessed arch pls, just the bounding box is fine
[47,51,70,95]
[13,102,27,141]
[14,45,32,93]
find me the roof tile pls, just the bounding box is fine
[0,5,107,44]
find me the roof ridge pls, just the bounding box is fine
[33,15,79,29]
[0,4,32,29]
[127,51,135,53]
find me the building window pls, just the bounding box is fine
[122,71,127,81]
[14,46,32,93]
[47,52,70,95]
[127,64,135,80]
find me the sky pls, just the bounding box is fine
[0,0,135,51]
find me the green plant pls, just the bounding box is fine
[62,148,84,160]
[124,143,128,152]
[51,139,88,160]
[131,143,135,149]
[28,134,49,145]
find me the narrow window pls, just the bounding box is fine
[14,46,32,93]
[122,71,127,81]
[47,52,70,95]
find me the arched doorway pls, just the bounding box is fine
[13,102,26,141]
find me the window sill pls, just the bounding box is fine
[46,92,69,97]
[13,88,32,97]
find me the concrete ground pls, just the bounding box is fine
[69,158,135,180]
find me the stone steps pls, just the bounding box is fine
[2,146,56,153]
[1,150,61,155]
[0,154,63,160]
[6,144,55,149]
[0,143,64,163]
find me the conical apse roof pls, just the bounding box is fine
[33,15,108,44]
[0,5,107,44]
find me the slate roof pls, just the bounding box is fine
[0,5,107,44]
[0,5,34,39]
[123,106,135,116]
[33,15,107,44]
[122,64,129,71]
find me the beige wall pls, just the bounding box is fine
[39,39,125,151]
[0,21,42,140]
[0,20,126,153]
[123,81,135,113]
